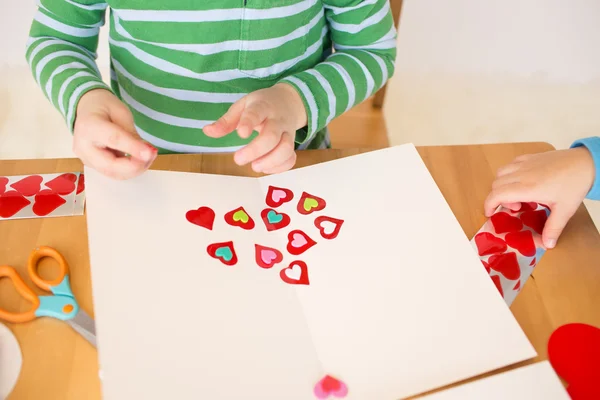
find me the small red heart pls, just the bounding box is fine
[490,212,523,234]
[265,185,294,208]
[521,210,548,235]
[297,192,326,215]
[224,206,255,230]
[76,173,85,195]
[286,230,316,255]
[490,275,504,297]
[33,189,66,216]
[518,202,539,212]
[260,208,291,231]
[482,260,491,274]
[0,177,7,195]
[206,241,238,266]
[474,232,507,256]
[548,323,600,399]
[254,244,283,269]
[488,252,520,280]
[314,216,344,239]
[0,190,31,218]
[45,173,77,195]
[280,261,310,285]
[505,230,536,257]
[10,175,43,197]
[186,206,215,230]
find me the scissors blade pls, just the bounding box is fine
[67,309,97,348]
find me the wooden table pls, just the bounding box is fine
[2,143,599,400]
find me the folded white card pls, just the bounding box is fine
[85,144,536,399]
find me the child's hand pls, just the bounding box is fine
[73,89,157,180]
[484,147,596,248]
[204,83,307,174]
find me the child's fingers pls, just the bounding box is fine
[234,120,282,166]
[542,205,576,249]
[251,132,295,173]
[502,202,522,212]
[261,153,297,174]
[236,102,268,139]
[203,98,247,138]
[82,143,149,180]
[92,119,155,163]
[484,183,531,216]
[496,162,521,178]
[491,174,520,190]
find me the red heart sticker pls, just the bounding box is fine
[314,216,344,239]
[76,173,85,195]
[313,374,348,399]
[505,230,536,257]
[265,185,294,208]
[286,230,316,255]
[474,232,507,256]
[224,206,255,230]
[255,244,283,269]
[491,275,504,297]
[45,173,77,196]
[521,209,548,235]
[0,177,7,195]
[207,241,238,266]
[0,190,31,218]
[186,206,215,230]
[261,208,291,231]
[548,323,600,399]
[490,212,523,234]
[33,189,66,216]
[488,252,520,280]
[10,175,43,197]
[297,192,326,215]
[280,261,310,285]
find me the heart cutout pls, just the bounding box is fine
[488,252,520,280]
[286,230,316,255]
[505,230,536,257]
[224,206,255,230]
[490,212,523,234]
[297,192,326,215]
[314,375,348,399]
[548,323,600,399]
[474,232,507,256]
[10,175,43,197]
[314,216,344,239]
[186,206,215,230]
[255,244,283,269]
[261,208,290,231]
[521,209,548,235]
[0,177,7,195]
[45,173,77,196]
[33,189,66,216]
[207,241,238,266]
[265,185,294,208]
[0,190,31,218]
[280,261,310,285]
[76,173,85,195]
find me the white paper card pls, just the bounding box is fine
[85,144,536,400]
[417,362,569,400]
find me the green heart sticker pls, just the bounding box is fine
[303,198,318,212]
[232,210,249,223]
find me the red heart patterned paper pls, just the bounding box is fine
[490,275,504,297]
[488,252,520,280]
[0,190,31,218]
[33,189,66,216]
[505,230,536,257]
[10,175,43,197]
[474,232,507,256]
[490,212,523,234]
[76,173,85,195]
[0,177,7,195]
[45,173,77,195]
[521,209,548,235]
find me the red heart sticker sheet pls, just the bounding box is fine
[0,172,86,220]
[470,204,549,305]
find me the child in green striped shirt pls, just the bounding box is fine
[27,0,397,179]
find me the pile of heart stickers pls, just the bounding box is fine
[471,203,549,306]
[185,185,345,287]
[0,173,86,220]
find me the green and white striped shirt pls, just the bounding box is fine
[26,0,397,153]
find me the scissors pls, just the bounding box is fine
[0,246,96,348]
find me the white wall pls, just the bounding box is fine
[0,1,110,159]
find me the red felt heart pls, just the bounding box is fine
[286,230,316,255]
[10,175,43,197]
[474,232,507,256]
[518,202,539,212]
[260,208,291,231]
[76,173,85,195]
[265,185,294,208]
[0,190,31,218]
[186,206,215,230]
[33,189,66,216]
[254,244,283,269]
[488,252,520,280]
[490,212,523,234]
[314,216,344,239]
[224,206,255,230]
[505,230,536,257]
[521,209,548,235]
[45,173,77,196]
[280,261,310,285]
[490,275,504,297]
[206,241,238,266]
[0,177,7,195]
[548,323,600,399]
[297,192,326,215]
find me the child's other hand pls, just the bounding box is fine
[204,83,307,174]
[73,89,157,180]
[484,147,596,248]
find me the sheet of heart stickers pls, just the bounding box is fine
[0,173,86,220]
[471,203,549,306]
[185,185,343,290]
